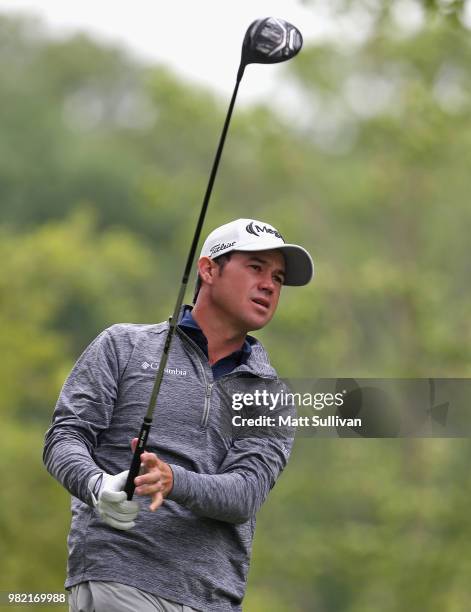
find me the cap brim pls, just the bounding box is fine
[236,242,314,286]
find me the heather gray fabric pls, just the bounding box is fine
[44,308,294,612]
[68,581,199,612]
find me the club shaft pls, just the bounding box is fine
[124,72,243,500]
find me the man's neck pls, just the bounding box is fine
[191,304,247,365]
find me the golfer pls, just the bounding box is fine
[43,218,313,612]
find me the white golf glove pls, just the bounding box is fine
[88,471,139,531]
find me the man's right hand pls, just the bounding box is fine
[88,471,139,531]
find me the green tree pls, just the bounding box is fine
[0,210,160,423]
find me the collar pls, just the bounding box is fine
[178,306,252,359]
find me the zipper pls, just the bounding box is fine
[174,327,277,427]
[202,382,214,427]
[175,327,215,427]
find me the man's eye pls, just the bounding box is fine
[274,276,284,285]
[250,265,261,271]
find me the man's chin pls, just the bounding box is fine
[244,312,274,332]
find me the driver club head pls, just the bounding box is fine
[240,17,303,71]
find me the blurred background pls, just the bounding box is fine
[1,0,471,610]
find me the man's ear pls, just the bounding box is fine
[197,257,218,286]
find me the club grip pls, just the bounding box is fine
[124,418,152,500]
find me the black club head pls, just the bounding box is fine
[240,17,303,73]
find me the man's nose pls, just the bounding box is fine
[258,273,275,293]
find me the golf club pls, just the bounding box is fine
[124,17,303,499]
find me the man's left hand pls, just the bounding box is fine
[131,438,174,512]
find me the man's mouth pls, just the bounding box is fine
[251,297,270,310]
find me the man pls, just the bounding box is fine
[43,218,313,612]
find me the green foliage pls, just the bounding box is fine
[0,210,160,423]
[0,419,69,611]
[260,17,471,377]
[248,438,471,611]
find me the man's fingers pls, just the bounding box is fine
[100,489,127,503]
[140,451,159,468]
[126,444,167,510]
[101,514,136,531]
[129,440,156,464]
[98,504,138,521]
[149,492,164,512]
[135,482,162,497]
[135,469,161,486]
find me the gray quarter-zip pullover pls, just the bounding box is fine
[43,309,294,611]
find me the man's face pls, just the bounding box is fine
[209,250,286,332]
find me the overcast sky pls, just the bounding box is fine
[0,0,343,106]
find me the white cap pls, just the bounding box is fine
[200,218,314,286]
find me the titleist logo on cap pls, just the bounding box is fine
[209,241,236,256]
[245,221,284,240]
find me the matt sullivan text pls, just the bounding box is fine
[232,415,362,428]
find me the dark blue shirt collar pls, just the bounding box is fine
[178,306,252,378]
